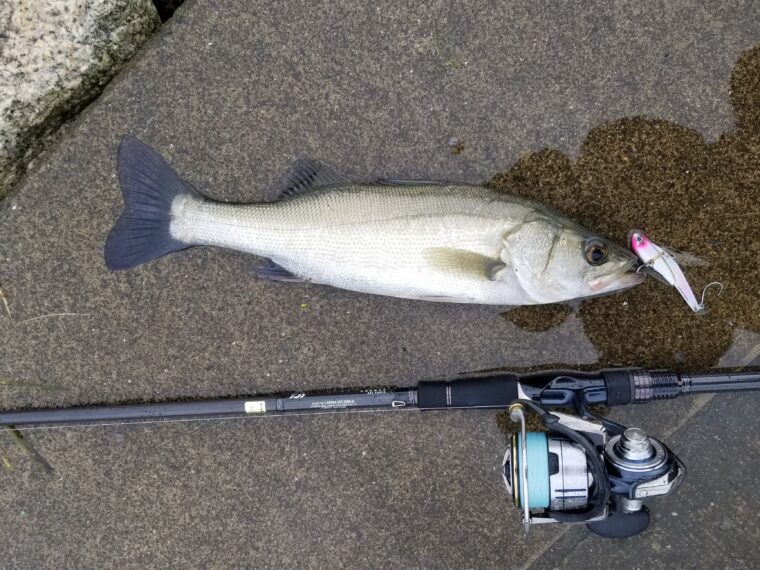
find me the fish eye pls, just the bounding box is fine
[584,239,609,265]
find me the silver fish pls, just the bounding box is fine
[105,136,644,305]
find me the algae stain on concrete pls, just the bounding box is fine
[490,45,760,371]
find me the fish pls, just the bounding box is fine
[104,136,645,305]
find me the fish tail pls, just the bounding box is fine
[104,136,198,270]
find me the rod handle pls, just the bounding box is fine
[417,375,520,409]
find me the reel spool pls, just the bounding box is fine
[508,432,591,512]
[502,402,685,538]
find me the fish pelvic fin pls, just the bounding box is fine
[252,260,309,283]
[104,136,199,270]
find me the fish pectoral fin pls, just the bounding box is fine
[497,241,518,270]
[266,157,353,201]
[252,260,308,283]
[489,264,511,281]
[424,248,506,282]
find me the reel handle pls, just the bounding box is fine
[587,504,651,538]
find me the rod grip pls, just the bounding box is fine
[417,375,520,409]
[603,370,634,406]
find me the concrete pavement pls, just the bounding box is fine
[1,1,758,567]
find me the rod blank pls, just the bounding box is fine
[681,372,760,394]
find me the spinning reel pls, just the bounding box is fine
[502,400,685,538]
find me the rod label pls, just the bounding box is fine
[311,398,356,409]
[244,401,267,414]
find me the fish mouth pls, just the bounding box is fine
[589,257,645,293]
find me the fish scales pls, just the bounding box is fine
[171,185,535,303]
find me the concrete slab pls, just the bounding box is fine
[0,0,758,567]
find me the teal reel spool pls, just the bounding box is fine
[515,432,551,509]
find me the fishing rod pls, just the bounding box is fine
[2,367,759,538]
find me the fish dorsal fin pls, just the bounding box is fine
[267,157,352,201]
[376,178,447,186]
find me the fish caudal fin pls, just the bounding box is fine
[104,136,197,270]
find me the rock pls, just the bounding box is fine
[0,0,160,199]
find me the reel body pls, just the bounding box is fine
[502,402,685,538]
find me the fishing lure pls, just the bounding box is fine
[628,230,713,313]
